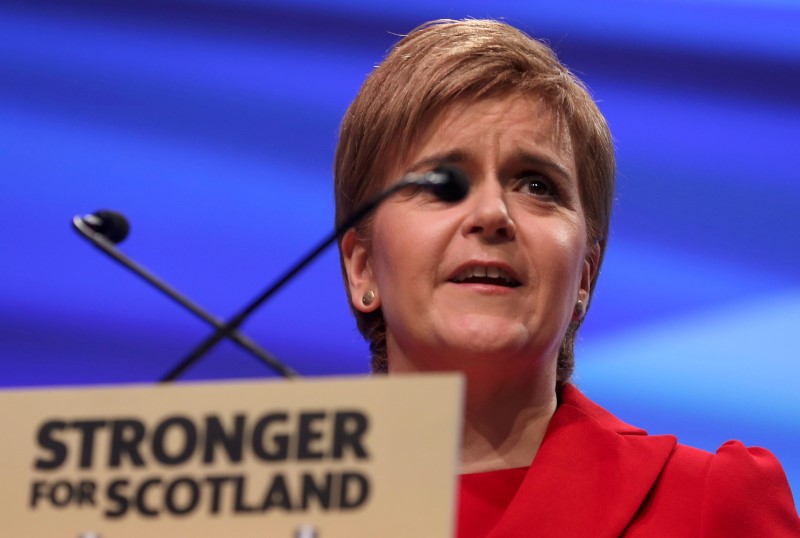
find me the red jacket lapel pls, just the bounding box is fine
[489,385,677,537]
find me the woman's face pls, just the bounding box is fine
[343,94,597,376]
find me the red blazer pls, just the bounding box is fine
[469,384,800,537]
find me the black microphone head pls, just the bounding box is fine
[428,164,470,203]
[84,210,130,244]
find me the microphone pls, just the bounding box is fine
[423,166,470,203]
[82,210,130,243]
[72,210,298,379]
[161,164,470,382]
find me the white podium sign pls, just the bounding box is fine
[0,374,463,537]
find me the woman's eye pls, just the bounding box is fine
[518,174,557,198]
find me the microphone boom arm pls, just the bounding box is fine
[160,168,467,382]
[72,216,299,379]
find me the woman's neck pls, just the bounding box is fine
[386,341,559,474]
[459,371,557,474]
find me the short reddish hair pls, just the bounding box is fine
[334,19,615,382]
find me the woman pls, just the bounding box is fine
[334,20,799,536]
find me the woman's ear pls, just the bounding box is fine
[341,229,381,312]
[576,242,601,318]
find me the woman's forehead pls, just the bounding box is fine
[386,94,574,181]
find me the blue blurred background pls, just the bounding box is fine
[2,0,798,504]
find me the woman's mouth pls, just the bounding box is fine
[449,265,521,288]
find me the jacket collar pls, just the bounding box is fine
[489,384,677,537]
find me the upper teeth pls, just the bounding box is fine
[452,266,516,284]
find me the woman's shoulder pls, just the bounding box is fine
[611,423,800,535]
[666,437,790,486]
[557,385,800,535]
[649,439,800,536]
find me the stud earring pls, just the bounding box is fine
[575,300,585,318]
[362,290,375,306]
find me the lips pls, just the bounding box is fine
[449,264,521,287]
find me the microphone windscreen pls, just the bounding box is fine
[89,210,130,244]
[430,165,470,203]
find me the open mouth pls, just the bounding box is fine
[449,266,521,288]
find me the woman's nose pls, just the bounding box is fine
[462,181,516,241]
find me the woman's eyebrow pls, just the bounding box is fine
[408,150,467,172]
[516,150,574,182]
[407,149,575,186]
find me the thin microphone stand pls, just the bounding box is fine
[72,216,299,379]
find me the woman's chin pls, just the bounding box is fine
[432,319,542,366]
[387,314,555,372]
